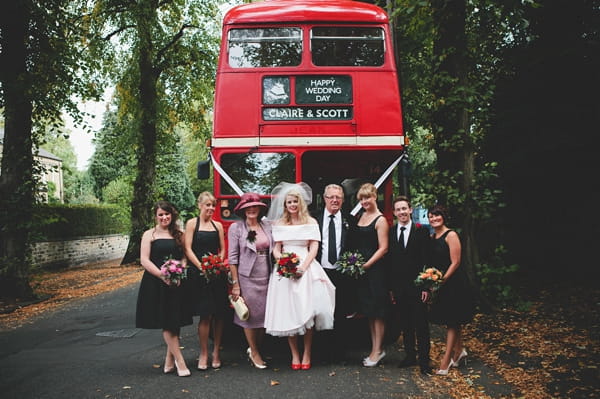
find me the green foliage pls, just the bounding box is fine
[31,204,130,241]
[475,245,522,308]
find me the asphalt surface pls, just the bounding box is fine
[0,284,517,399]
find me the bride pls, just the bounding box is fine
[264,182,336,370]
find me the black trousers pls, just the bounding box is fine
[395,293,431,366]
[317,268,358,360]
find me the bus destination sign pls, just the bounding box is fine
[262,75,353,121]
[263,106,353,121]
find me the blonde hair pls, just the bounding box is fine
[282,189,309,224]
[197,191,216,206]
[357,183,377,199]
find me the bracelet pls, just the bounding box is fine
[230,279,238,285]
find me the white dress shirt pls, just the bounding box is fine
[321,210,342,269]
[398,220,412,248]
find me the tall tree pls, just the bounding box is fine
[89,0,220,263]
[0,1,101,299]
[388,0,530,306]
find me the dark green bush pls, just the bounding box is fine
[31,204,130,241]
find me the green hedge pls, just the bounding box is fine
[31,204,131,241]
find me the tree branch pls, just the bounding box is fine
[155,23,196,62]
[103,25,135,41]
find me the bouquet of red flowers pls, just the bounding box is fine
[160,258,188,285]
[200,253,230,282]
[276,252,302,279]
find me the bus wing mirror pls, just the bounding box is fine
[197,160,210,180]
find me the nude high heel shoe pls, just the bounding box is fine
[435,359,456,375]
[452,349,468,367]
[174,359,191,377]
[247,348,267,369]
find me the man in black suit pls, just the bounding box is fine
[387,196,432,375]
[315,183,353,361]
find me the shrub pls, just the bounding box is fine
[31,204,130,241]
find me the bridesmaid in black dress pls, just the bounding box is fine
[136,201,192,377]
[350,183,389,367]
[184,192,228,370]
[427,204,474,375]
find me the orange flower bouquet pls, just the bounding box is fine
[414,267,444,303]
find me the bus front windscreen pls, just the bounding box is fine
[220,152,295,195]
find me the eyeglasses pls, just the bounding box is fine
[324,195,343,200]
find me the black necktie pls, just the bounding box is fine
[399,226,406,249]
[328,214,337,264]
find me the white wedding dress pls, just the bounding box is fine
[264,224,336,336]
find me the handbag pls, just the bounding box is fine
[229,294,250,321]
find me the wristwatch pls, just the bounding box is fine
[230,279,238,285]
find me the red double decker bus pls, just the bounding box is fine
[200,0,407,231]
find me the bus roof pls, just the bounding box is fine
[223,0,389,25]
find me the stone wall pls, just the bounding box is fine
[31,234,130,269]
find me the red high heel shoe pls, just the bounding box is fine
[301,363,311,370]
[291,363,301,370]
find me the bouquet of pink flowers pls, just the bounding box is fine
[200,253,230,282]
[160,258,188,285]
[335,251,366,279]
[276,252,302,279]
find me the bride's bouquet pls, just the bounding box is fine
[335,251,366,279]
[276,252,302,279]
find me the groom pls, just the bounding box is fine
[315,183,354,361]
[387,195,432,375]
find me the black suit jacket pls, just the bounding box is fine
[315,210,352,264]
[386,223,430,298]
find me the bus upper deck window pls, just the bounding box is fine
[228,28,302,68]
[311,27,385,67]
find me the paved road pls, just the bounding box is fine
[0,284,515,398]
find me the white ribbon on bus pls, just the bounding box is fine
[208,151,406,216]
[208,152,244,196]
[349,152,405,216]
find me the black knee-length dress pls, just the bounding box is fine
[352,215,388,318]
[427,230,474,326]
[135,239,193,330]
[187,218,229,319]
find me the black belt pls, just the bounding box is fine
[256,249,269,255]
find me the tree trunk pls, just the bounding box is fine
[431,0,491,308]
[121,0,159,264]
[0,1,35,300]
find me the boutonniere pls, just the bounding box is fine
[416,223,422,229]
[247,230,257,243]
[342,219,350,230]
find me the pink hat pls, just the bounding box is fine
[233,192,267,217]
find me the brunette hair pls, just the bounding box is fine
[153,200,184,248]
[393,195,411,208]
[428,204,449,224]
